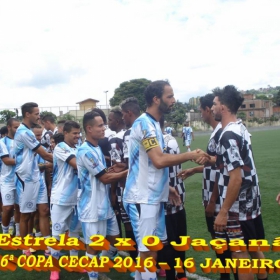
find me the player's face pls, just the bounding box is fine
[29,107,40,126]
[159,85,175,114]
[87,116,106,140]
[122,110,132,128]
[43,120,51,130]
[8,121,20,137]
[108,112,118,131]
[33,128,43,141]
[64,128,80,147]
[211,97,222,122]
[50,139,56,151]
[200,107,210,124]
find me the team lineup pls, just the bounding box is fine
[0,81,271,280]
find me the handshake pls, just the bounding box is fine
[188,149,211,165]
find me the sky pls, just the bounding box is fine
[0,0,280,115]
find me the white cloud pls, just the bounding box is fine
[0,0,280,111]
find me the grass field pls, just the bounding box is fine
[0,128,280,280]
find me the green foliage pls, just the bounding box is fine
[165,101,188,129]
[270,115,279,122]
[272,90,280,106]
[40,111,57,121]
[237,111,246,121]
[110,78,152,111]
[58,113,76,121]
[0,110,16,122]
[256,94,269,100]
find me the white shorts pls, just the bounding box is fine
[185,140,191,146]
[123,203,167,252]
[16,175,40,213]
[0,183,17,206]
[51,204,81,236]
[82,215,119,245]
[37,176,48,204]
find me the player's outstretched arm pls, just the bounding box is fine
[177,166,203,180]
[1,157,15,166]
[98,169,128,185]
[147,146,210,169]
[35,146,53,162]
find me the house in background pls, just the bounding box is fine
[67,98,100,119]
[238,94,274,119]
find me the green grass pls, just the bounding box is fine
[1,128,280,279]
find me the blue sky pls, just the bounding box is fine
[0,0,279,111]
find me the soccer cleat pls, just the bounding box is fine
[50,271,59,280]
[29,248,37,253]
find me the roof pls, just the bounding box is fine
[76,98,100,104]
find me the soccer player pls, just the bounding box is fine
[57,120,66,134]
[91,108,116,168]
[41,114,58,152]
[50,120,81,280]
[159,116,187,280]
[182,121,194,152]
[107,106,126,235]
[120,97,141,262]
[77,111,128,280]
[31,124,53,255]
[123,80,209,280]
[178,93,238,280]
[14,102,53,255]
[211,85,267,280]
[0,118,20,236]
[164,122,173,135]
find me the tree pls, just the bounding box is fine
[272,90,280,106]
[40,111,57,121]
[165,101,188,130]
[237,111,247,121]
[0,110,16,122]
[58,113,76,121]
[110,78,152,111]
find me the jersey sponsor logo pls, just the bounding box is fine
[142,137,159,151]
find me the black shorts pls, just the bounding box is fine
[215,214,265,245]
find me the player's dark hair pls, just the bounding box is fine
[42,114,56,124]
[0,126,8,136]
[144,80,170,107]
[110,106,123,121]
[63,121,80,133]
[200,94,215,110]
[83,111,101,132]
[213,85,244,114]
[53,133,64,144]
[32,124,43,129]
[21,102,38,118]
[6,118,19,127]
[91,108,107,124]
[120,97,141,117]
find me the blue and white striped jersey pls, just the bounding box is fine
[77,141,114,222]
[14,124,41,182]
[182,126,193,140]
[123,113,169,204]
[0,136,16,186]
[51,141,78,206]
